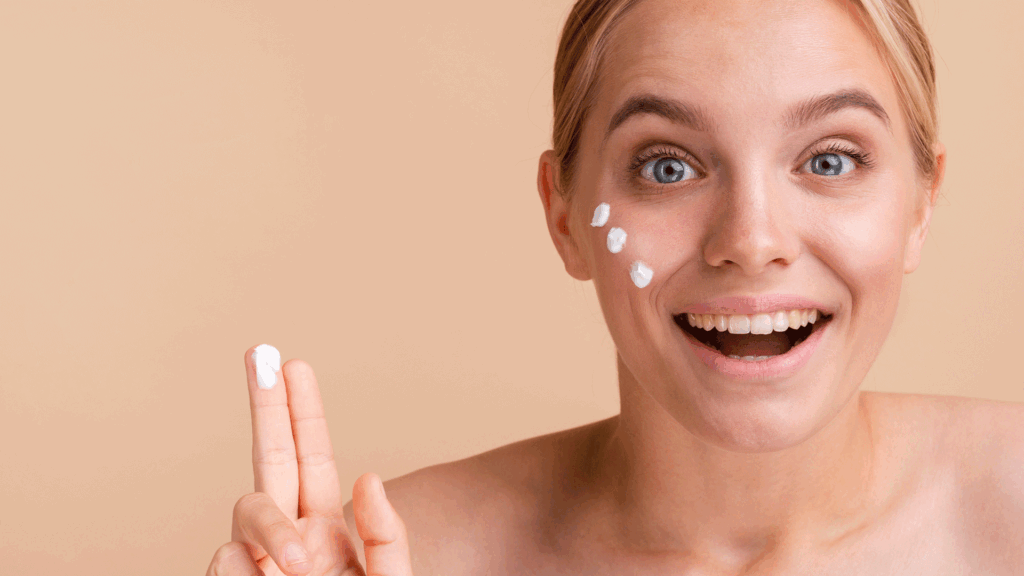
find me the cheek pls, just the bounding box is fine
[586,210,688,365]
[587,202,694,284]
[584,201,700,349]
[816,196,909,364]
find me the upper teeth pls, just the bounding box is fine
[685,309,823,334]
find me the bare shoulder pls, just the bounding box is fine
[342,418,614,575]
[865,391,1024,570]
[862,390,1023,457]
[943,394,1024,568]
[922,392,1024,492]
[865,390,1024,488]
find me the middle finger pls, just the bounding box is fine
[280,359,344,517]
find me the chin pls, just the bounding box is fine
[678,381,854,454]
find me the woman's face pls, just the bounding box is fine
[541,0,940,451]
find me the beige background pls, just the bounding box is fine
[1,0,1021,573]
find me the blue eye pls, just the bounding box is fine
[806,152,856,176]
[641,157,696,184]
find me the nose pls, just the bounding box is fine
[701,170,801,276]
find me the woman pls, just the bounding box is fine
[207,0,1023,574]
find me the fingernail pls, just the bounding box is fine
[283,543,310,569]
[375,476,386,499]
[253,344,281,390]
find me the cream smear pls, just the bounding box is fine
[607,227,627,253]
[591,203,610,227]
[252,344,282,390]
[630,261,653,288]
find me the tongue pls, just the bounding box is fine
[717,332,792,357]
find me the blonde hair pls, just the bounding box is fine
[552,0,940,203]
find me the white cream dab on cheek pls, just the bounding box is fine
[252,344,282,390]
[606,227,627,253]
[630,261,653,288]
[591,203,610,227]
[592,202,648,289]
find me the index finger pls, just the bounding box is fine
[246,344,300,520]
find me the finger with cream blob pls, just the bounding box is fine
[253,343,282,390]
[245,343,300,521]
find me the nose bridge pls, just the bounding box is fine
[702,158,800,275]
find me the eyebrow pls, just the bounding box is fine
[605,88,892,141]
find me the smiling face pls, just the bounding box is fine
[539,0,943,452]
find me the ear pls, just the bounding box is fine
[904,142,946,274]
[537,150,591,281]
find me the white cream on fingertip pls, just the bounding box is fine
[630,261,653,288]
[591,203,610,227]
[606,227,627,253]
[252,344,282,390]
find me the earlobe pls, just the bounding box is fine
[903,206,931,274]
[537,150,591,281]
[904,142,947,274]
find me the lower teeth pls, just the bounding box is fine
[728,355,774,361]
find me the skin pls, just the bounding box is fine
[539,0,932,565]
[208,1,1024,575]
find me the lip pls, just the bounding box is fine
[676,314,833,381]
[681,294,835,316]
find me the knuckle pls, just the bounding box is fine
[265,516,297,537]
[212,541,244,562]
[290,413,327,425]
[233,492,276,529]
[253,446,297,466]
[296,448,336,467]
[209,542,256,575]
[234,492,268,516]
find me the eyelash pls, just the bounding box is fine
[627,145,693,174]
[808,142,876,170]
[627,142,876,184]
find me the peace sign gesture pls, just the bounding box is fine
[206,345,414,576]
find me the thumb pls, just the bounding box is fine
[354,473,413,576]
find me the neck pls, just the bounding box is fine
[590,354,878,565]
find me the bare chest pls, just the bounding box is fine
[448,478,972,575]
[411,396,1017,575]
[802,495,968,576]
[507,515,967,576]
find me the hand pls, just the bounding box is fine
[206,345,413,576]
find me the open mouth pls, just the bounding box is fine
[673,310,833,360]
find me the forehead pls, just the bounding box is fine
[595,0,898,134]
